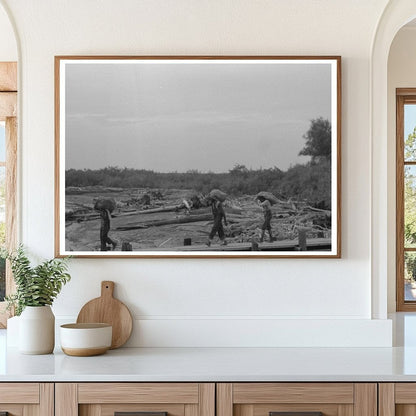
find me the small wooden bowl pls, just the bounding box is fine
[60,323,112,356]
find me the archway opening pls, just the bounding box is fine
[387,18,416,313]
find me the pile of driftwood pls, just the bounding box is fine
[65,187,331,244]
[113,194,331,243]
[224,196,331,243]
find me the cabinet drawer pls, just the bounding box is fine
[56,383,215,416]
[78,383,200,404]
[218,383,376,416]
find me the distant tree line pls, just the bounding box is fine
[405,126,416,248]
[66,118,332,208]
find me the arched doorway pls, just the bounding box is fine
[371,1,416,318]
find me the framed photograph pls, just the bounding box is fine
[55,56,341,258]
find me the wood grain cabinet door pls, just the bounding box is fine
[0,383,53,416]
[217,383,377,416]
[379,383,416,416]
[55,383,215,416]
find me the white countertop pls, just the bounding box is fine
[2,313,416,382]
[2,345,416,382]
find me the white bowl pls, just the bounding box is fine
[60,323,112,356]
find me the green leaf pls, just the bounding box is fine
[5,245,71,315]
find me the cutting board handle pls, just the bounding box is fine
[101,281,115,298]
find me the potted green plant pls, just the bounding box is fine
[4,246,71,354]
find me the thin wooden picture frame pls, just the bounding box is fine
[55,56,341,258]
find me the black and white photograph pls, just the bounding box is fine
[55,56,341,257]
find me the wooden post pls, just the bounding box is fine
[298,229,307,251]
[121,242,132,251]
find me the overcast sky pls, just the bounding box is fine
[406,105,416,139]
[64,60,332,173]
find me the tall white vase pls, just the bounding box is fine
[19,306,55,354]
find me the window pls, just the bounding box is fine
[0,62,17,326]
[396,88,416,310]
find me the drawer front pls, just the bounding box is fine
[218,383,376,416]
[78,383,200,404]
[233,384,354,404]
[0,383,39,404]
[56,383,215,416]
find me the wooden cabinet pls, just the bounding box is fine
[0,383,53,416]
[0,380,411,416]
[55,383,215,416]
[217,383,377,416]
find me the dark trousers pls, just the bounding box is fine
[209,218,225,240]
[100,227,115,251]
[262,211,272,231]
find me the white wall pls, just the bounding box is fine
[0,3,16,61]
[0,0,393,347]
[387,26,416,312]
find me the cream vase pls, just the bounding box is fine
[19,306,55,354]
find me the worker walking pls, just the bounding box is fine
[207,197,228,247]
[257,195,274,243]
[99,209,117,251]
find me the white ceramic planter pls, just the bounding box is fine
[19,306,55,354]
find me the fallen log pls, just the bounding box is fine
[66,212,100,221]
[112,205,211,218]
[111,206,175,218]
[116,214,213,231]
[136,204,185,214]
[305,205,331,215]
[117,205,242,217]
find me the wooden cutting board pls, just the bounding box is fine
[76,281,133,349]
